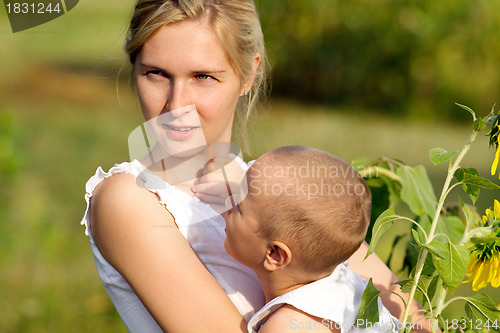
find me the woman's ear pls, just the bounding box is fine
[241,53,261,96]
[263,241,292,272]
[252,52,261,75]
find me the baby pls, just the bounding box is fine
[224,145,400,333]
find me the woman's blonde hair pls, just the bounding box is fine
[125,0,269,151]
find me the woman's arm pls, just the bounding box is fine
[349,242,432,332]
[90,173,247,333]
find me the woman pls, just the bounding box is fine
[82,1,420,332]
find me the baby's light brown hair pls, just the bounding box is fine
[248,146,371,275]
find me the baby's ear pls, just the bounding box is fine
[263,241,292,272]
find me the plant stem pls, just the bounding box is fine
[399,129,479,330]
[359,166,403,183]
[401,247,427,331]
[428,130,478,238]
[441,296,466,312]
[432,288,448,333]
[460,227,494,245]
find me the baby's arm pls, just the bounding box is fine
[258,305,339,333]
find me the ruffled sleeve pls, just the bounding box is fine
[81,160,144,236]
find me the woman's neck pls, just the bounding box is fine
[140,143,229,196]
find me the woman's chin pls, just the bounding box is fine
[154,140,208,159]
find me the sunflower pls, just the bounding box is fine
[483,199,500,225]
[489,115,500,178]
[464,250,500,291]
[463,201,500,291]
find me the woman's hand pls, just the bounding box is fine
[193,150,248,214]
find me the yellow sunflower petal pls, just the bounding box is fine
[473,260,491,291]
[466,255,479,275]
[483,209,493,225]
[494,199,500,219]
[464,271,476,284]
[493,144,500,176]
[483,258,495,286]
[491,255,500,288]
[464,259,478,284]
[471,260,485,291]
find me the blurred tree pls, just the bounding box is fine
[0,110,22,217]
[256,0,500,120]
[0,110,21,266]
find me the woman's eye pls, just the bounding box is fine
[195,74,215,81]
[146,70,167,79]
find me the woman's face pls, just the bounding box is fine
[134,18,246,146]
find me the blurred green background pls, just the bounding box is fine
[0,0,498,331]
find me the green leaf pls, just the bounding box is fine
[421,248,437,276]
[394,278,413,294]
[365,177,391,242]
[458,197,473,226]
[456,103,476,119]
[366,208,401,259]
[429,147,459,165]
[437,216,467,245]
[461,176,500,190]
[412,231,440,256]
[395,275,437,311]
[351,157,372,170]
[464,294,500,326]
[431,240,468,294]
[454,168,481,204]
[419,215,466,246]
[469,236,500,245]
[356,278,381,327]
[402,236,422,275]
[455,167,500,191]
[382,175,402,209]
[397,165,437,217]
[473,118,486,132]
[411,228,422,245]
[437,314,449,333]
[427,274,440,306]
[417,237,448,259]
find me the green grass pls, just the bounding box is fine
[1,2,498,332]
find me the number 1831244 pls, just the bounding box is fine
[5,2,61,14]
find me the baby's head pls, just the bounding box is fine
[224,146,371,278]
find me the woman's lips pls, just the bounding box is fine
[163,124,199,140]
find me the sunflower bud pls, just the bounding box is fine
[489,115,500,177]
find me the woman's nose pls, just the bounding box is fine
[165,80,192,114]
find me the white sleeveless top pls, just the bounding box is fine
[81,160,266,332]
[247,262,400,333]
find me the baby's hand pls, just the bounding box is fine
[193,154,247,214]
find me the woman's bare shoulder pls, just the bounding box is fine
[89,173,175,265]
[91,172,149,203]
